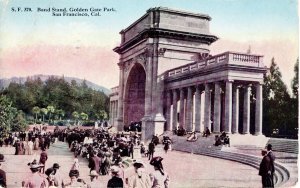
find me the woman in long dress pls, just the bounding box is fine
[149,156,170,188]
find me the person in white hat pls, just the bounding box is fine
[22,160,48,188]
[107,166,123,188]
[89,170,99,188]
[128,160,151,188]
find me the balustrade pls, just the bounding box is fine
[166,52,263,79]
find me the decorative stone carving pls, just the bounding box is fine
[135,53,147,66]
[124,60,132,73]
[144,46,154,57]
[158,48,167,57]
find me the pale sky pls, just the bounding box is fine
[0,0,298,91]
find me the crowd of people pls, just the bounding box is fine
[0,126,170,188]
[0,123,278,188]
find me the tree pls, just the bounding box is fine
[56,109,65,120]
[0,95,17,137]
[291,58,299,98]
[0,75,109,122]
[72,111,79,125]
[97,110,108,120]
[289,58,299,137]
[47,105,55,123]
[263,58,291,136]
[80,112,88,121]
[32,106,40,123]
[11,110,28,132]
[40,108,48,122]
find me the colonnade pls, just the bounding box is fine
[109,100,118,125]
[164,81,263,135]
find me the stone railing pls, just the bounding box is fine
[166,52,263,78]
[110,86,119,94]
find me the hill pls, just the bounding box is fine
[0,74,111,95]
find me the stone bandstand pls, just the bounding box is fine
[109,7,267,140]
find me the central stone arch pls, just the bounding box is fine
[124,63,146,126]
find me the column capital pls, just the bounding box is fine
[144,45,154,57]
[256,81,264,85]
[117,62,124,69]
[225,79,234,83]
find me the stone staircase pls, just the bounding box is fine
[168,134,292,187]
[266,138,298,154]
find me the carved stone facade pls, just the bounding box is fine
[109,7,267,140]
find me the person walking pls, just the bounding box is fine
[267,144,275,186]
[89,170,99,188]
[0,154,6,188]
[128,161,151,188]
[71,157,80,171]
[88,152,100,174]
[149,156,170,188]
[259,149,274,188]
[107,166,123,188]
[28,140,34,155]
[39,149,48,174]
[63,170,89,188]
[22,160,48,188]
[148,142,155,160]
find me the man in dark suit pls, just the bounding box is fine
[107,166,123,188]
[267,144,275,186]
[259,149,274,188]
[148,141,155,160]
[88,152,101,174]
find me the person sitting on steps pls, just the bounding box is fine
[203,127,211,137]
[187,132,198,142]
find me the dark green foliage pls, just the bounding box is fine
[291,59,299,98]
[263,58,298,137]
[1,76,109,122]
[0,95,27,136]
[11,110,27,132]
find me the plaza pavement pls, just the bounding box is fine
[0,141,263,188]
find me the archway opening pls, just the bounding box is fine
[124,63,146,129]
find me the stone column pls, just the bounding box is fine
[144,47,153,116]
[109,101,112,124]
[115,101,118,119]
[156,78,165,115]
[117,66,124,130]
[255,83,263,135]
[213,82,221,133]
[172,89,178,130]
[204,83,212,131]
[232,85,239,134]
[152,38,159,114]
[112,101,115,124]
[142,46,153,141]
[194,86,201,132]
[166,90,172,131]
[243,84,251,134]
[224,81,233,133]
[179,88,185,129]
[185,86,193,132]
